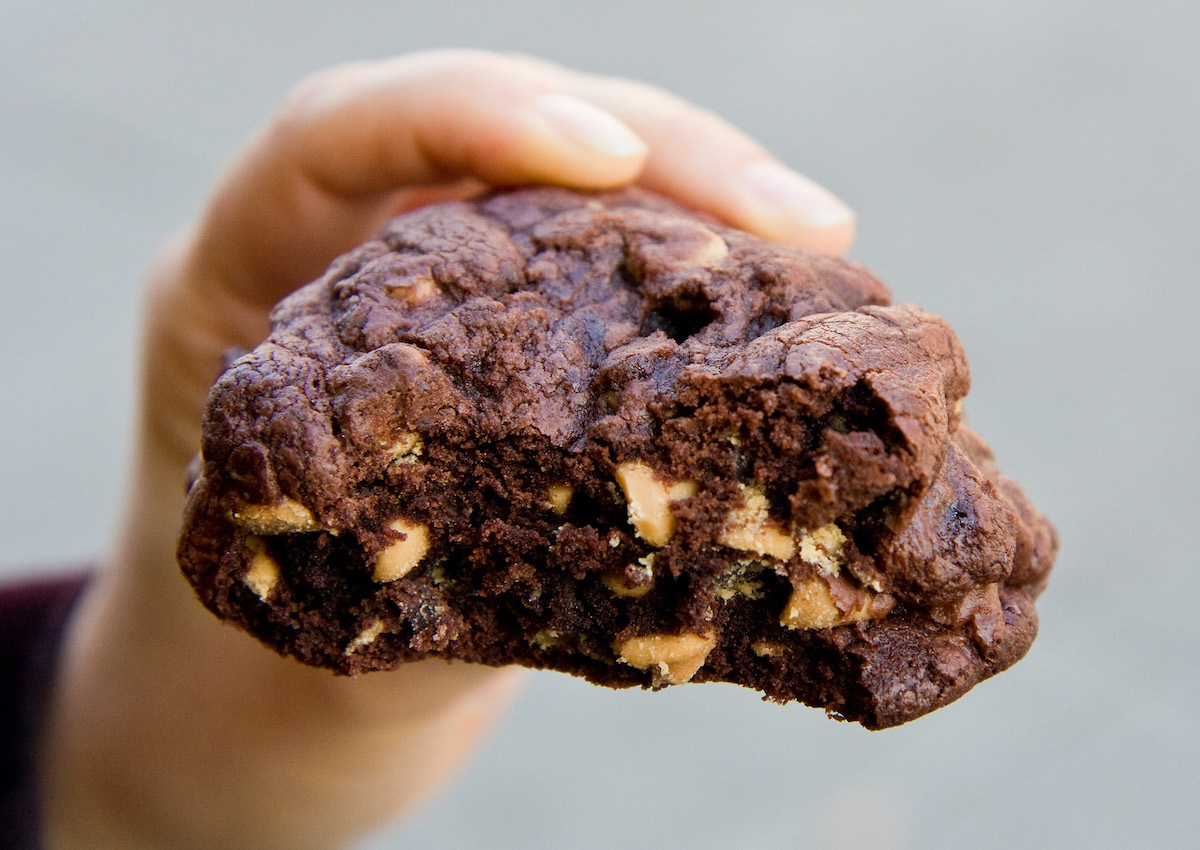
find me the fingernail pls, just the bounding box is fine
[532,93,649,158]
[740,160,855,230]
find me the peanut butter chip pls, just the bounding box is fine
[615,632,716,684]
[386,431,424,464]
[614,461,698,546]
[531,629,563,650]
[714,561,766,601]
[384,274,440,305]
[797,523,848,576]
[232,497,321,534]
[545,484,574,515]
[373,519,431,582]
[717,483,795,561]
[634,222,730,269]
[780,577,873,630]
[344,619,386,655]
[677,229,729,268]
[242,536,280,601]
[602,554,656,598]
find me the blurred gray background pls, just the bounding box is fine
[2,1,1196,847]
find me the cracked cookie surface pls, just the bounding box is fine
[178,187,1055,728]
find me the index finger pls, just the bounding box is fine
[556,67,856,257]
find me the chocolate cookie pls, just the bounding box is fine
[177,187,1055,728]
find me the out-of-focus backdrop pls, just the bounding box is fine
[2,1,1196,847]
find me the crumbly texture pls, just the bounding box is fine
[177,187,1056,729]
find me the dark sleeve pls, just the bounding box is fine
[0,572,90,850]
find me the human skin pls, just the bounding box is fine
[38,50,855,849]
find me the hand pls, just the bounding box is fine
[41,50,855,849]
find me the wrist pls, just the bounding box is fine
[42,560,524,848]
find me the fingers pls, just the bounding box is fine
[557,68,856,256]
[190,49,855,310]
[193,50,650,305]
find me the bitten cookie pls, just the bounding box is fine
[177,187,1055,729]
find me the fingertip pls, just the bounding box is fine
[819,215,857,258]
[494,93,645,189]
[531,93,649,160]
[734,160,857,255]
[387,75,649,190]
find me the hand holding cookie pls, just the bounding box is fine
[41,51,858,849]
